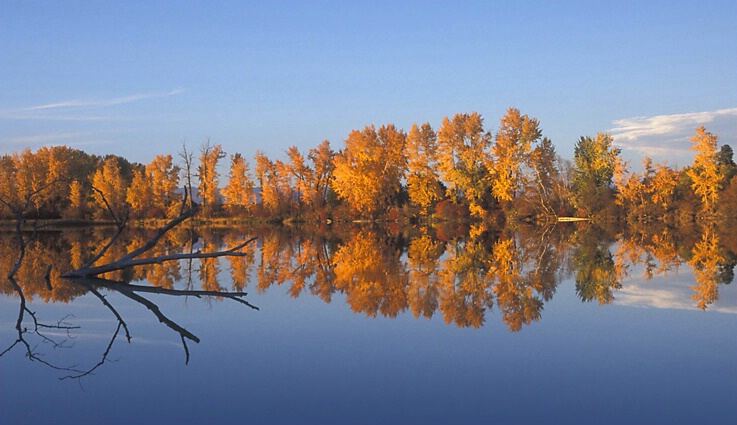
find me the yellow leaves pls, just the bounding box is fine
[687,126,723,213]
[332,230,409,318]
[92,156,128,220]
[492,108,542,204]
[650,163,678,209]
[436,113,491,215]
[126,169,154,217]
[286,146,313,206]
[122,154,181,219]
[331,124,407,216]
[67,180,88,218]
[198,142,226,216]
[222,153,254,214]
[307,140,335,208]
[147,154,181,216]
[406,123,443,213]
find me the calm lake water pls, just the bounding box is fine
[1,223,735,425]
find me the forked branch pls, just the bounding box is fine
[62,192,257,278]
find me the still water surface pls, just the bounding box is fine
[1,224,735,424]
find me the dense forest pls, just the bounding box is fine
[1,108,736,224]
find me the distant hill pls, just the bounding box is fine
[175,187,262,203]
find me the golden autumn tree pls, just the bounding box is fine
[275,159,297,214]
[377,124,408,207]
[687,126,723,215]
[126,169,154,218]
[34,146,71,216]
[286,146,314,208]
[254,151,284,215]
[222,153,254,216]
[615,156,680,220]
[0,146,95,219]
[67,180,90,219]
[307,140,335,209]
[197,141,226,217]
[650,161,679,212]
[91,156,129,220]
[331,124,407,217]
[614,158,646,215]
[12,149,48,214]
[147,154,181,217]
[491,108,542,207]
[0,155,19,218]
[436,112,492,217]
[406,123,443,214]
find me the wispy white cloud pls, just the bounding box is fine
[0,88,184,121]
[23,88,184,111]
[2,114,128,121]
[609,108,737,160]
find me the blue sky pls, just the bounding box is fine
[1,0,736,169]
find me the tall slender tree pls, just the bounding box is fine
[491,108,542,206]
[436,112,492,217]
[222,153,254,215]
[406,123,443,214]
[147,154,181,217]
[197,140,226,217]
[91,156,129,221]
[126,169,154,217]
[687,126,723,215]
[307,140,335,209]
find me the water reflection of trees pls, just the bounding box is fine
[2,220,735,343]
[573,225,622,305]
[252,221,735,326]
[1,224,258,379]
[254,223,572,331]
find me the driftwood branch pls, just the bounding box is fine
[3,178,260,378]
[63,190,257,279]
[65,237,258,278]
[70,276,259,364]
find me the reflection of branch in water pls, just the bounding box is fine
[1,277,85,377]
[3,188,259,379]
[70,276,258,364]
[2,273,260,380]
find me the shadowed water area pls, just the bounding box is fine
[1,222,735,425]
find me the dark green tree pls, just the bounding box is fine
[572,133,621,216]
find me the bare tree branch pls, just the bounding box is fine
[2,171,259,379]
[64,236,258,278]
[60,322,123,381]
[1,277,86,376]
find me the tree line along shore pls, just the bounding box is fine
[2,108,735,226]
